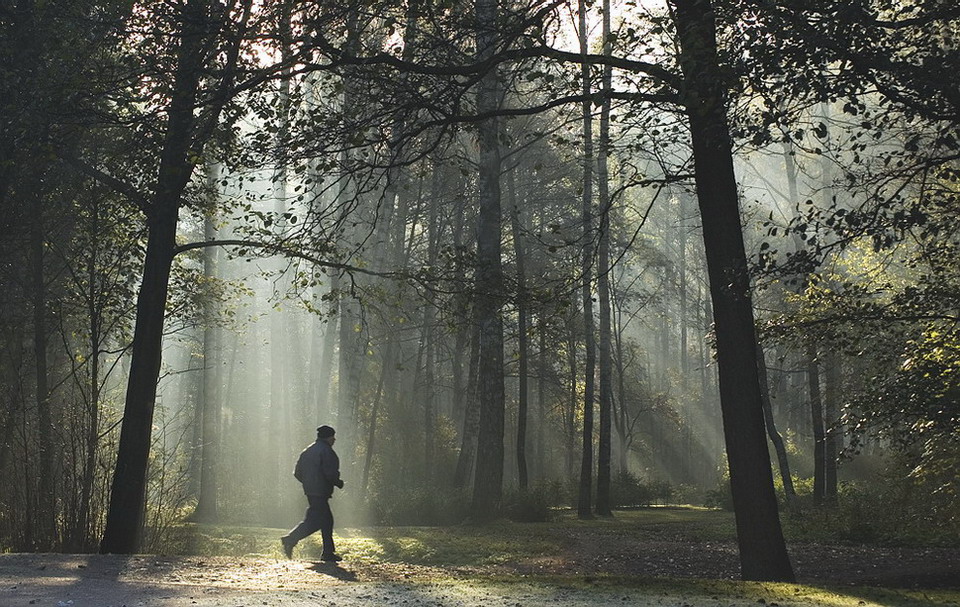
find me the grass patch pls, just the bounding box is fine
[158,508,740,562]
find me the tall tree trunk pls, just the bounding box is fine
[808,344,825,506]
[31,185,55,549]
[422,166,440,481]
[594,0,614,516]
[266,17,295,522]
[194,163,222,522]
[78,197,103,550]
[334,6,366,466]
[303,73,337,424]
[337,293,365,460]
[576,0,596,520]
[818,103,839,506]
[671,0,794,581]
[470,0,505,518]
[422,305,436,482]
[508,167,530,491]
[101,0,215,554]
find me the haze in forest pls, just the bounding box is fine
[0,0,957,588]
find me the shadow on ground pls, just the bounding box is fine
[307,561,359,581]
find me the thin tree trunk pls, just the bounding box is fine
[361,339,392,495]
[757,344,795,506]
[423,321,436,480]
[508,167,530,491]
[565,313,578,480]
[818,103,839,506]
[454,322,481,488]
[194,163,221,522]
[823,350,840,504]
[470,0,505,518]
[679,198,689,382]
[422,166,440,481]
[266,178,288,519]
[536,311,547,481]
[808,344,825,506]
[78,199,102,550]
[612,294,629,475]
[31,188,55,549]
[671,0,794,581]
[576,0,596,520]
[317,275,339,420]
[334,5,366,464]
[595,0,614,516]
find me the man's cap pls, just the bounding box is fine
[317,425,336,439]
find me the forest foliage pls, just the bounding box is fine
[0,0,957,580]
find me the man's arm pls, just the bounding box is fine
[294,451,304,482]
[323,450,343,488]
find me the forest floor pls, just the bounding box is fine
[3,508,958,607]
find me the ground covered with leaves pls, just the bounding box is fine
[3,509,958,606]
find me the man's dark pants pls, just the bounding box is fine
[285,495,335,556]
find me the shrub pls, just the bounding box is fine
[672,483,710,507]
[703,475,734,511]
[610,470,673,508]
[503,485,553,523]
[370,486,470,526]
[782,463,960,546]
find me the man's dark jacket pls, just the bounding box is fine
[293,439,342,498]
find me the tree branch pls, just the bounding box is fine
[58,153,150,213]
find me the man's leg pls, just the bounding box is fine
[317,498,338,559]
[281,496,324,557]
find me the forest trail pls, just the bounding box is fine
[1,552,956,607]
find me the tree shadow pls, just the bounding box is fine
[306,561,358,581]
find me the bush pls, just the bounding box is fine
[672,483,710,507]
[610,471,673,508]
[503,485,553,523]
[370,486,470,526]
[536,479,571,509]
[782,462,960,546]
[704,480,734,511]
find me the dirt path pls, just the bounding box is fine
[1,550,956,607]
[0,554,744,606]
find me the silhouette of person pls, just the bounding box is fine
[281,425,344,561]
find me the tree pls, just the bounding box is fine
[470,0,506,519]
[508,166,531,491]
[99,0,261,553]
[670,0,795,581]
[576,0,597,521]
[594,0,615,517]
[193,163,223,522]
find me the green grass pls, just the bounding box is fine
[159,508,738,562]
[153,508,960,606]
